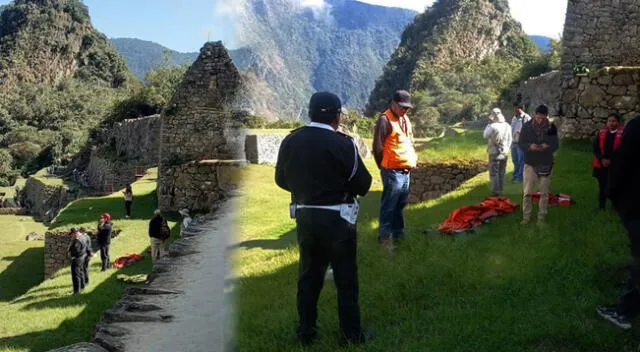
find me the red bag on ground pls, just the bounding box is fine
[437,197,519,235]
[112,253,145,269]
[531,192,574,207]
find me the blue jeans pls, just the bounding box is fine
[511,145,525,181]
[379,169,410,242]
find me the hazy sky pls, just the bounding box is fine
[0,0,566,52]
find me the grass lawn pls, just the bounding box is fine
[0,168,181,352]
[234,134,637,351]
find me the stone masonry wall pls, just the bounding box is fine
[245,134,287,165]
[85,150,139,194]
[109,115,162,164]
[561,0,640,78]
[158,42,244,212]
[559,67,640,139]
[158,160,245,213]
[515,71,563,116]
[44,229,122,280]
[409,161,486,204]
[20,177,76,222]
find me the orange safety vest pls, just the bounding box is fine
[592,126,623,168]
[380,109,418,169]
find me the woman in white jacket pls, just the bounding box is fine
[484,108,513,196]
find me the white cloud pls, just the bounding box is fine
[357,0,567,39]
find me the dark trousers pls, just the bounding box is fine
[125,201,132,216]
[596,170,609,209]
[71,256,86,293]
[83,256,90,284]
[100,244,110,271]
[617,219,640,317]
[295,208,361,341]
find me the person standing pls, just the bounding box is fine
[597,115,640,329]
[276,92,373,346]
[97,213,113,271]
[79,227,93,286]
[67,228,88,294]
[123,184,133,218]
[518,104,559,225]
[372,90,418,250]
[511,104,532,183]
[592,112,624,211]
[148,209,169,263]
[483,108,513,196]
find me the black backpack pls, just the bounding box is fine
[159,219,171,240]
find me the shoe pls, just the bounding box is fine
[596,305,632,329]
[536,219,545,226]
[379,239,395,251]
[521,219,530,225]
[340,330,374,346]
[297,328,318,346]
[324,268,333,281]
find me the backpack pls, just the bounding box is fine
[159,219,171,240]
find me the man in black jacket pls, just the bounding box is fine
[67,227,88,294]
[79,227,93,286]
[597,115,640,329]
[97,213,113,271]
[275,92,373,346]
[149,209,167,263]
[518,104,559,225]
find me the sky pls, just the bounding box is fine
[0,0,566,52]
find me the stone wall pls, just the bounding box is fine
[44,229,122,280]
[559,67,640,139]
[109,115,162,165]
[84,150,139,194]
[408,160,486,204]
[515,71,563,116]
[561,0,640,78]
[158,160,245,213]
[157,42,245,212]
[20,178,76,222]
[245,134,287,165]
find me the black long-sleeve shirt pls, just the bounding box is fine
[68,237,87,259]
[97,222,112,246]
[518,119,559,167]
[275,125,372,205]
[593,130,617,163]
[608,116,640,220]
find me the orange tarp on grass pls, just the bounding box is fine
[437,197,519,235]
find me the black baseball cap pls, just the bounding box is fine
[69,227,78,234]
[392,90,413,108]
[308,92,347,117]
[535,104,549,116]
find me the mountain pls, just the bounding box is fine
[110,38,252,80]
[0,0,128,87]
[365,0,539,126]
[233,0,417,119]
[529,35,553,52]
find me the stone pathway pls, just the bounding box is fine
[50,198,236,352]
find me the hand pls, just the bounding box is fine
[602,159,611,167]
[529,144,539,151]
[540,143,549,150]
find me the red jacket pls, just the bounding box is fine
[593,127,623,168]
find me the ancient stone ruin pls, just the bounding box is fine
[409,160,486,204]
[157,42,246,212]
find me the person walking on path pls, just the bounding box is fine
[123,184,133,218]
[518,104,559,225]
[597,115,640,329]
[79,227,93,286]
[276,92,373,346]
[67,227,89,294]
[372,90,418,251]
[592,112,624,211]
[97,213,113,271]
[179,208,192,238]
[149,209,170,263]
[511,104,532,182]
[483,108,513,196]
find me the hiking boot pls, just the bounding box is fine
[597,305,632,330]
[297,328,318,347]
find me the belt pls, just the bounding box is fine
[387,168,410,174]
[297,204,342,211]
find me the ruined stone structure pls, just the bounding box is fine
[44,229,122,280]
[20,177,77,222]
[245,134,287,165]
[514,71,562,117]
[85,115,162,193]
[158,42,246,212]
[558,0,640,139]
[408,161,486,204]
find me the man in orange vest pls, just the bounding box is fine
[372,90,418,250]
[592,112,624,211]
